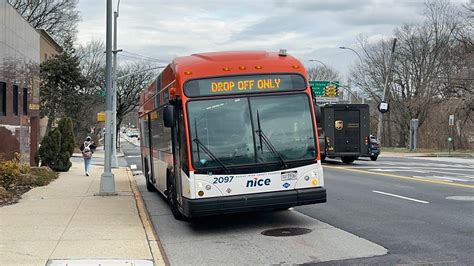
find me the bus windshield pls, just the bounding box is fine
[187,94,316,170]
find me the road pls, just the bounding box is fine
[119,139,474,265]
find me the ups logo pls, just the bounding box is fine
[335,120,344,130]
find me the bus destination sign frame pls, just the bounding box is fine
[184,74,307,97]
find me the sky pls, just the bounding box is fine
[76,0,467,81]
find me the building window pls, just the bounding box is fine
[0,82,6,116]
[23,88,28,115]
[13,85,18,115]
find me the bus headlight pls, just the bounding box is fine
[205,185,211,190]
[304,175,310,181]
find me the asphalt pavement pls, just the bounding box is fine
[298,157,474,265]
[119,138,474,265]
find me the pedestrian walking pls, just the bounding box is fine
[80,136,96,176]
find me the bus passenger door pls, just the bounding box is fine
[141,114,155,184]
[171,105,183,205]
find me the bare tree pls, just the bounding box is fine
[116,63,158,134]
[307,65,341,82]
[350,0,471,148]
[77,40,106,95]
[8,0,80,44]
[73,41,107,141]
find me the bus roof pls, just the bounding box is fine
[172,50,306,82]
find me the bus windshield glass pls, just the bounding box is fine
[187,94,316,170]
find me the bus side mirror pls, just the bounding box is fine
[315,105,322,123]
[164,105,176,128]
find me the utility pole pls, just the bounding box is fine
[111,1,122,168]
[99,0,115,195]
[376,38,397,144]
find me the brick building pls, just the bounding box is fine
[0,0,61,165]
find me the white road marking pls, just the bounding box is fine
[412,176,453,182]
[370,168,429,173]
[372,190,430,204]
[413,175,472,182]
[125,155,141,158]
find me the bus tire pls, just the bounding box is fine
[341,156,356,164]
[370,155,378,161]
[167,172,187,221]
[144,159,156,192]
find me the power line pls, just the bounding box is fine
[118,54,162,62]
[121,51,168,63]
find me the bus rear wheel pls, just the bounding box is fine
[167,174,187,221]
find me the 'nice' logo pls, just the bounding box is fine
[246,178,271,187]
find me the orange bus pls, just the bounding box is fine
[138,50,326,220]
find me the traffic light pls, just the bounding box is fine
[324,85,339,97]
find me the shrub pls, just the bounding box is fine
[30,167,58,186]
[37,128,62,170]
[18,162,30,175]
[0,160,20,189]
[54,151,72,172]
[0,186,12,200]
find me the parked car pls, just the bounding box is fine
[127,130,139,138]
[368,135,380,161]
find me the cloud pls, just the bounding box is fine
[76,0,445,80]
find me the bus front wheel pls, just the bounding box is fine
[167,173,187,221]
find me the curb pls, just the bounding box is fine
[126,168,169,266]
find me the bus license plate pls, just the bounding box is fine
[281,171,297,181]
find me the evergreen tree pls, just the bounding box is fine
[58,117,75,155]
[52,117,75,172]
[40,35,86,134]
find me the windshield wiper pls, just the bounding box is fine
[193,121,230,174]
[255,110,288,169]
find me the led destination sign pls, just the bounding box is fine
[184,74,306,97]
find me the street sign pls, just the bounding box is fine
[99,89,106,97]
[378,102,389,113]
[448,114,454,126]
[97,111,106,122]
[315,97,340,103]
[309,80,340,97]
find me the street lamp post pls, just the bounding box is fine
[111,0,122,168]
[376,38,397,143]
[99,0,115,195]
[308,59,328,68]
[339,46,363,63]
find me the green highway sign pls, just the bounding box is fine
[309,80,340,97]
[99,89,106,97]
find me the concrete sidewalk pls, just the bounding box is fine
[0,159,165,266]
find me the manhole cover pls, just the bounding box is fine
[261,227,312,237]
[446,196,474,201]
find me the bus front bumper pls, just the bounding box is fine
[181,187,326,217]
